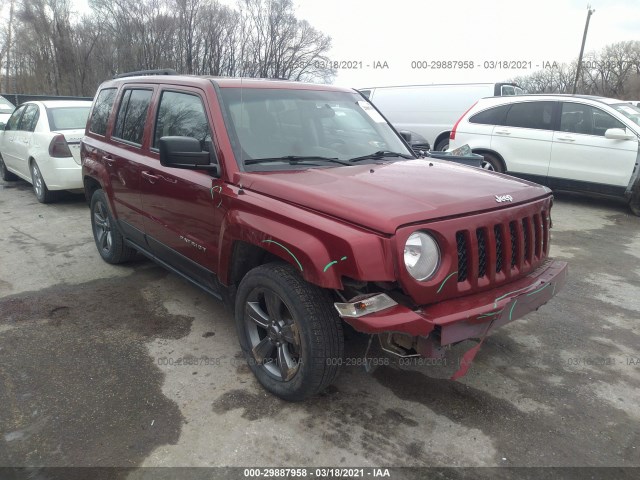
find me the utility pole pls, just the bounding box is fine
[572,6,595,94]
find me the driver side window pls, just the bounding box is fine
[153,91,211,150]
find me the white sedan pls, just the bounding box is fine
[0,100,92,203]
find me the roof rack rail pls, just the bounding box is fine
[113,68,178,79]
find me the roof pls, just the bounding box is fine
[103,74,354,92]
[477,93,627,105]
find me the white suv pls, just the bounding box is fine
[449,95,640,215]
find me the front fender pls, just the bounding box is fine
[217,191,397,289]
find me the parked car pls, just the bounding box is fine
[449,94,640,215]
[0,95,15,124]
[360,82,524,152]
[82,72,567,401]
[0,100,92,202]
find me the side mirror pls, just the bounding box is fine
[159,136,218,174]
[0,122,5,130]
[399,130,412,142]
[604,128,636,141]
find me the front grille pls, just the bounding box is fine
[456,232,468,282]
[494,225,503,273]
[455,211,547,283]
[476,228,487,278]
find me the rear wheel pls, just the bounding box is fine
[434,138,449,152]
[480,152,504,173]
[0,154,18,181]
[90,189,136,264]
[31,161,57,203]
[235,262,344,401]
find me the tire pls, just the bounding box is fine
[629,190,640,217]
[480,152,504,173]
[235,262,344,401]
[0,154,18,181]
[90,189,136,264]
[30,161,58,203]
[434,138,449,152]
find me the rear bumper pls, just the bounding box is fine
[37,157,82,190]
[342,259,568,346]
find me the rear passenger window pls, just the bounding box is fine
[504,102,555,130]
[113,89,153,146]
[89,88,117,136]
[469,105,510,125]
[153,91,210,148]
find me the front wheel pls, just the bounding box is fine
[0,154,18,181]
[235,262,344,401]
[629,190,640,217]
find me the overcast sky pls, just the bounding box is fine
[34,0,640,88]
[293,0,640,88]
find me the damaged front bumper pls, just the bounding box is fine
[335,258,568,375]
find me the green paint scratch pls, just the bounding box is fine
[261,240,303,272]
[437,271,458,294]
[493,284,534,308]
[478,309,503,319]
[323,261,338,272]
[527,283,550,297]
[509,300,518,321]
[323,256,348,273]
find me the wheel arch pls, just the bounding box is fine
[434,131,452,150]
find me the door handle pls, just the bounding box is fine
[102,155,115,165]
[142,171,160,184]
[556,136,575,142]
[495,129,511,135]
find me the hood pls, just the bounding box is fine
[237,159,550,234]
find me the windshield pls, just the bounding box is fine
[0,97,15,114]
[47,106,91,131]
[217,87,412,170]
[612,103,640,127]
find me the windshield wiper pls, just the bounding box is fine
[349,150,414,162]
[244,155,352,166]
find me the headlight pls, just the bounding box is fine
[404,231,440,281]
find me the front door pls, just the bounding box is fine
[549,102,638,194]
[139,88,225,292]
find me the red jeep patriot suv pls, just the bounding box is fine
[81,72,568,401]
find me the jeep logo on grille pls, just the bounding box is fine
[495,194,513,203]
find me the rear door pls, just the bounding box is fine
[106,87,155,245]
[139,87,224,292]
[549,102,638,194]
[490,100,557,180]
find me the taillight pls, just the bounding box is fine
[450,101,478,141]
[49,134,72,158]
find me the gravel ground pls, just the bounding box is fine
[0,176,639,477]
